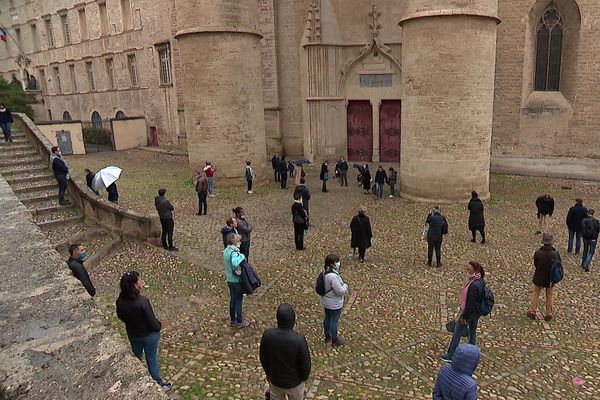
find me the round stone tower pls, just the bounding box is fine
[174,0,267,183]
[399,0,500,202]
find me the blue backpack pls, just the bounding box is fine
[551,251,564,284]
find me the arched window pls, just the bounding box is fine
[62,111,72,121]
[91,111,102,128]
[535,6,564,91]
[115,111,126,119]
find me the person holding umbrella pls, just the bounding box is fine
[91,166,122,204]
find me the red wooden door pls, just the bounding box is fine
[347,100,373,162]
[150,127,159,146]
[379,100,401,163]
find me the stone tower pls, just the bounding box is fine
[175,0,267,182]
[399,0,500,202]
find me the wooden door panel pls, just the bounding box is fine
[379,100,401,163]
[347,100,373,162]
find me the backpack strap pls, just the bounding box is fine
[323,268,334,295]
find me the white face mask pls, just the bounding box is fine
[334,261,341,270]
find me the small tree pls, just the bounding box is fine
[0,78,34,119]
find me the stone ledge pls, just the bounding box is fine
[491,155,600,182]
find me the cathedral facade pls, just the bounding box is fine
[0,0,592,200]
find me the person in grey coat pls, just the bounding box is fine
[320,254,348,347]
[155,188,178,251]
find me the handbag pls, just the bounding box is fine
[446,319,469,337]
[420,224,429,241]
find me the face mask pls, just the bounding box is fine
[79,251,89,261]
[334,261,341,270]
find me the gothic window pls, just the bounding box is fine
[535,6,564,91]
[63,111,72,121]
[115,111,125,119]
[91,111,102,128]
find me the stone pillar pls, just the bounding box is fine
[399,0,500,202]
[174,0,267,183]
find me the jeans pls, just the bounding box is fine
[568,229,582,253]
[240,240,250,260]
[129,331,164,386]
[55,174,68,198]
[198,191,208,214]
[227,282,244,323]
[323,307,343,340]
[582,239,597,269]
[293,223,305,250]
[207,176,214,195]
[160,218,174,249]
[247,179,253,192]
[389,183,396,197]
[427,239,442,265]
[0,122,12,140]
[375,182,384,198]
[446,317,479,359]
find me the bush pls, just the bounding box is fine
[83,127,113,145]
[0,78,35,119]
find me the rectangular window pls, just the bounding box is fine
[99,2,109,36]
[127,53,138,87]
[30,24,39,51]
[61,13,71,45]
[78,8,88,41]
[105,57,116,89]
[85,61,95,90]
[45,18,55,48]
[121,0,132,30]
[156,44,172,85]
[14,28,21,50]
[69,64,77,92]
[38,68,47,93]
[53,66,62,93]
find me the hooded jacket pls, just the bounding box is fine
[155,195,174,219]
[433,344,481,400]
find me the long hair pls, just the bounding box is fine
[120,271,140,298]
[469,261,485,279]
[233,207,243,216]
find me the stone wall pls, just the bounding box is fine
[111,116,148,151]
[36,120,86,155]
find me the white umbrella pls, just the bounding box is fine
[92,166,122,192]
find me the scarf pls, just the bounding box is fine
[460,272,482,311]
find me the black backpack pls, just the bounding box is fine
[582,218,595,238]
[315,268,334,296]
[476,280,495,317]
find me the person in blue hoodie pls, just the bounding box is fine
[433,343,481,400]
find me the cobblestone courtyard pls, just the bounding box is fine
[67,151,600,399]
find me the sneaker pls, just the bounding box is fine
[535,231,541,235]
[161,383,173,391]
[389,195,394,198]
[440,355,452,363]
[247,190,253,194]
[526,311,536,320]
[332,337,344,347]
[168,246,179,252]
[544,315,553,322]
[236,320,250,328]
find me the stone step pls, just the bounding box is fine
[0,158,44,168]
[51,227,101,249]
[5,174,54,184]
[0,144,35,152]
[36,214,82,230]
[19,192,58,204]
[0,165,48,176]
[0,139,28,146]
[12,182,58,194]
[0,150,38,158]
[33,203,74,215]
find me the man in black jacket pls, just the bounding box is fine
[426,206,449,268]
[581,209,600,272]
[155,188,178,251]
[260,304,311,400]
[279,156,288,189]
[67,243,95,297]
[50,146,71,205]
[535,194,554,234]
[566,198,588,254]
[335,156,348,187]
[293,178,311,216]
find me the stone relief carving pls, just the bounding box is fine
[369,4,382,37]
[303,0,321,41]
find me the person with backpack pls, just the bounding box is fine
[535,194,554,234]
[581,209,600,272]
[441,261,486,363]
[527,233,557,321]
[350,206,373,263]
[318,254,348,347]
[566,198,588,254]
[468,191,485,244]
[292,193,308,251]
[434,344,481,400]
[426,206,449,268]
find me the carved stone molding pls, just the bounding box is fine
[303,0,321,42]
[369,4,382,38]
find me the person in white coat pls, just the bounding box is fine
[320,254,348,347]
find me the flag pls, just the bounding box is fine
[0,28,6,42]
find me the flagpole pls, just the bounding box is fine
[0,22,28,56]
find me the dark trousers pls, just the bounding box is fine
[274,169,280,182]
[568,228,582,253]
[55,174,67,198]
[471,228,485,243]
[280,173,287,189]
[427,239,442,265]
[108,193,119,204]
[339,171,348,186]
[247,179,253,192]
[197,191,207,214]
[240,240,250,260]
[322,180,327,192]
[293,223,305,250]
[358,248,366,261]
[160,218,174,249]
[227,282,244,323]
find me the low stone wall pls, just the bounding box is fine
[0,176,168,400]
[14,113,161,241]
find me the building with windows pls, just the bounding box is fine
[0,0,594,200]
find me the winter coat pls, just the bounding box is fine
[293,185,311,212]
[362,170,371,190]
[245,165,254,181]
[154,195,174,220]
[116,293,162,338]
[319,163,329,181]
[388,170,397,185]
[223,245,245,283]
[0,108,13,123]
[433,344,481,400]
[461,279,484,323]
[426,213,448,242]
[52,157,69,176]
[320,269,348,310]
[336,160,348,173]
[260,327,311,389]
[278,160,288,174]
[350,214,373,250]
[107,183,118,197]
[67,258,96,297]
[236,216,253,242]
[292,201,307,226]
[467,198,485,230]
[271,156,280,170]
[533,244,556,288]
[536,196,554,216]
[195,175,208,193]
[374,169,387,184]
[581,216,600,240]
[240,259,261,295]
[566,203,588,232]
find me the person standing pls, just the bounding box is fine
[441,261,485,363]
[468,191,485,244]
[294,164,306,187]
[566,198,588,254]
[50,146,71,205]
[535,194,554,234]
[426,206,449,268]
[362,165,371,194]
[204,162,216,197]
[387,167,397,198]
[434,344,481,399]
[67,243,95,297]
[260,304,311,400]
[288,160,295,178]
[350,206,373,263]
[245,161,255,194]
[320,161,329,192]
[581,209,600,272]
[336,157,348,187]
[223,233,250,328]
[107,182,119,204]
[116,271,172,391]
[320,254,348,347]
[374,166,387,199]
[278,156,288,189]
[0,104,13,142]
[221,217,238,248]
[294,178,311,217]
[155,188,178,251]
[292,194,308,251]
[272,154,280,182]
[233,207,253,260]
[194,170,208,215]
[527,233,557,321]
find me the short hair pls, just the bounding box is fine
[357,206,367,216]
[468,260,485,279]
[158,188,166,196]
[226,217,235,227]
[589,209,595,215]
[471,191,479,198]
[68,243,81,256]
[226,233,241,245]
[276,303,296,329]
[51,146,60,153]
[324,253,340,268]
[120,271,140,298]
[246,161,251,165]
[84,168,91,174]
[300,178,306,184]
[575,198,583,204]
